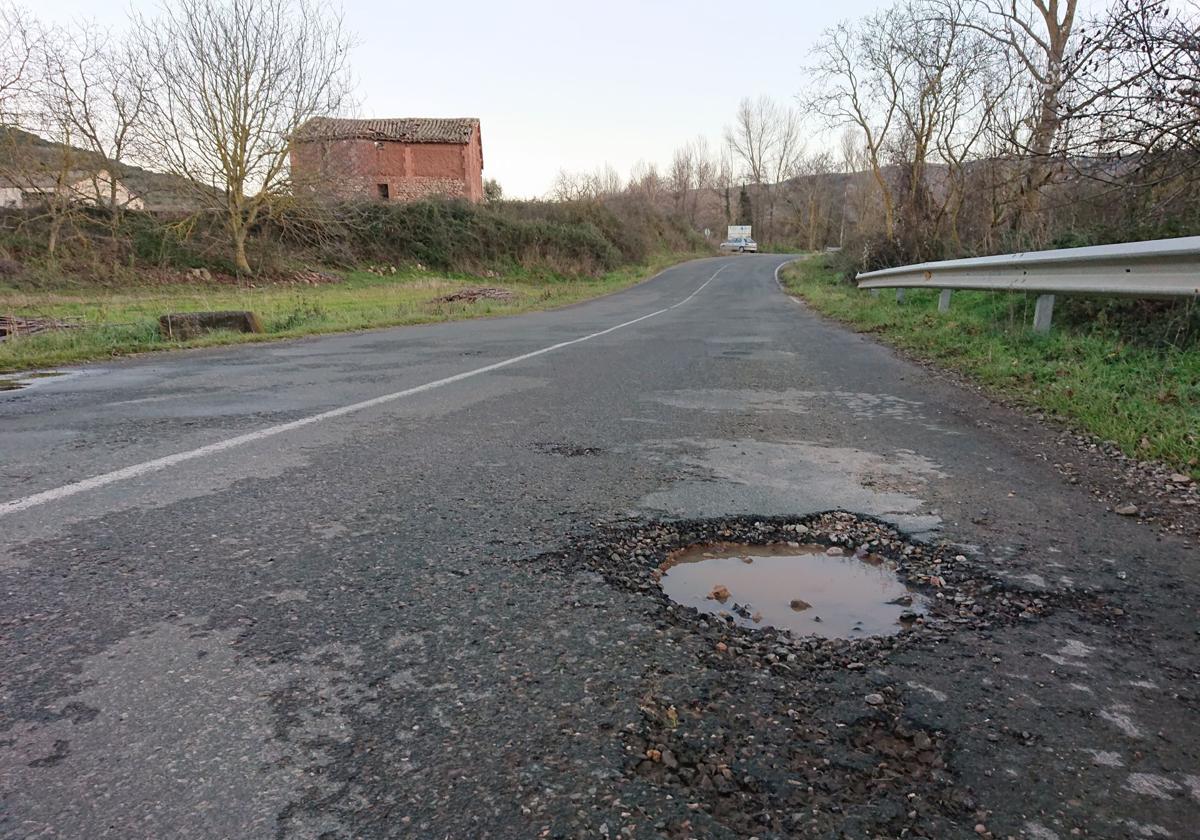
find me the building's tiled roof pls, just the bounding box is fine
[295,117,479,144]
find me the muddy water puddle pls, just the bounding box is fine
[659,542,926,638]
[0,371,68,392]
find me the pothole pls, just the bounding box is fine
[532,442,605,457]
[658,542,927,638]
[538,512,1105,661]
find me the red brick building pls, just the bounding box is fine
[291,117,484,203]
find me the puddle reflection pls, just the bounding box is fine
[660,542,925,638]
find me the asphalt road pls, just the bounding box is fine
[1,255,1197,839]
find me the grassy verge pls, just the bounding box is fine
[0,253,700,373]
[780,256,1200,473]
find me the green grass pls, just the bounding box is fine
[780,256,1200,473]
[0,253,698,373]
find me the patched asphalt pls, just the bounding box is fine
[1,255,1197,839]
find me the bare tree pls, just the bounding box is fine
[836,127,873,246]
[668,143,694,218]
[550,164,624,202]
[41,25,150,242]
[1065,0,1198,172]
[550,169,586,202]
[714,143,736,225]
[725,95,804,242]
[662,137,717,227]
[628,160,665,204]
[689,136,718,229]
[963,0,1094,233]
[691,137,717,193]
[594,164,624,198]
[134,0,354,274]
[809,16,904,238]
[0,3,37,120]
[811,0,999,255]
[789,150,836,250]
[892,0,994,254]
[0,4,40,226]
[0,10,88,258]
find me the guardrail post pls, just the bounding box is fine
[869,289,880,298]
[1033,294,1055,334]
[938,289,952,312]
[895,289,905,303]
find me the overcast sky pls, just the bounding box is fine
[31,0,1111,198]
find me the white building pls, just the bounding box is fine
[0,169,144,211]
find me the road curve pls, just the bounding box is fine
[1,255,1196,838]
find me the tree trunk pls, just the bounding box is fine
[47,214,62,259]
[232,224,251,275]
[1009,0,1076,239]
[807,193,820,251]
[872,167,895,239]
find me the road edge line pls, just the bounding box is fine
[0,263,729,518]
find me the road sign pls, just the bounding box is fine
[727,225,751,239]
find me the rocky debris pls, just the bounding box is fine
[1114,503,1140,516]
[150,268,342,287]
[158,310,264,340]
[287,269,342,285]
[437,286,516,304]
[1051,429,1199,540]
[708,585,730,602]
[619,683,958,837]
[365,264,398,276]
[865,693,885,706]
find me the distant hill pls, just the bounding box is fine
[0,127,210,213]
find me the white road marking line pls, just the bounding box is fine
[0,263,730,518]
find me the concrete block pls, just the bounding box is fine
[1033,294,1055,335]
[159,311,264,340]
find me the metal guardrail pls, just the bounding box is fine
[855,236,1200,333]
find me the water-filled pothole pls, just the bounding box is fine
[659,542,926,638]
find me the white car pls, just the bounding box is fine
[719,236,758,253]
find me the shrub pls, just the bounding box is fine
[274,199,628,277]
